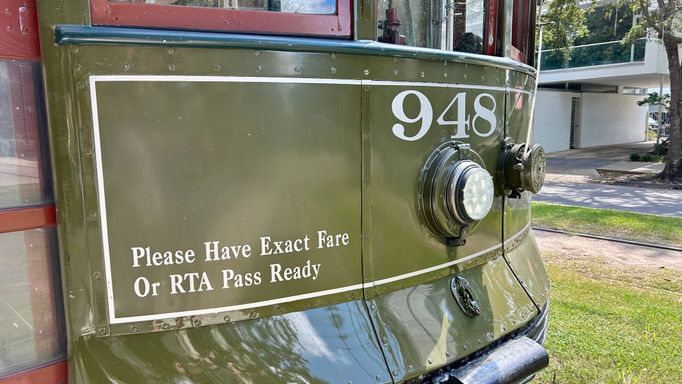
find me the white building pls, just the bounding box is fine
[534,37,668,153]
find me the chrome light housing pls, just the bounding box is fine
[418,142,495,245]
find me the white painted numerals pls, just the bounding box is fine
[391,90,498,141]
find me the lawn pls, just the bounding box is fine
[531,202,682,248]
[534,251,682,384]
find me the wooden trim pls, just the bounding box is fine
[0,360,67,384]
[90,0,352,38]
[0,0,40,60]
[485,0,498,56]
[0,205,56,233]
[510,45,526,63]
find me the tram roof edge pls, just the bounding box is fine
[55,25,536,77]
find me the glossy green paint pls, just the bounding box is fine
[36,2,549,382]
[367,256,538,382]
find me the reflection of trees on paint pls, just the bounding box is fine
[85,314,329,383]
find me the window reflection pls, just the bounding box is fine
[111,0,337,14]
[0,61,53,210]
[0,228,65,377]
[377,0,486,54]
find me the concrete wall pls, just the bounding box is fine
[578,93,647,148]
[533,90,647,152]
[533,90,577,153]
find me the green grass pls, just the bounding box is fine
[532,202,682,248]
[535,253,682,383]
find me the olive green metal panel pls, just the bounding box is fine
[91,78,362,329]
[501,71,549,310]
[364,83,506,291]
[69,300,392,384]
[366,255,538,382]
[505,232,549,308]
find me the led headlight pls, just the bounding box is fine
[418,142,496,244]
[447,161,495,225]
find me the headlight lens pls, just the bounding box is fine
[461,167,495,221]
[447,162,495,224]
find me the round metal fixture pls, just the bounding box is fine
[418,142,494,244]
[503,142,546,194]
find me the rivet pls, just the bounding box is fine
[407,365,414,372]
[294,66,302,73]
[382,338,388,345]
[76,82,85,90]
[255,65,262,72]
[97,327,107,336]
[393,69,399,76]
[192,319,201,327]
[88,209,97,218]
[477,339,482,345]
[392,370,399,377]
[443,60,448,66]
[83,148,92,156]
[92,271,101,279]
[330,53,336,60]
[70,46,79,53]
[123,63,131,71]
[363,69,370,76]
[250,311,258,318]
[74,64,82,72]
[168,64,176,72]
[131,325,139,333]
[375,374,381,381]
[168,48,175,54]
[445,351,451,357]
[330,67,337,74]
[223,315,231,322]
[370,304,377,310]
[427,359,432,365]
[254,51,261,56]
[444,73,448,79]
[162,323,170,329]
[420,71,425,78]
[213,64,222,72]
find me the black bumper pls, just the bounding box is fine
[418,303,550,384]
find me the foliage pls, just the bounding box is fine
[637,92,671,109]
[626,0,682,180]
[652,137,670,155]
[541,0,593,65]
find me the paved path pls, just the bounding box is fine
[536,179,682,217]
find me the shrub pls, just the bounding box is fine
[652,138,669,156]
[630,153,642,161]
[641,154,654,162]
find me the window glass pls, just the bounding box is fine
[0,61,53,210]
[110,0,337,14]
[377,0,486,54]
[0,228,65,378]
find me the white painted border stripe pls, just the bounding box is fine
[90,74,532,325]
[89,77,118,323]
[111,283,365,324]
[88,75,532,95]
[90,75,363,85]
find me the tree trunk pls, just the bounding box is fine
[662,36,682,180]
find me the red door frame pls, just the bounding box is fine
[0,1,66,382]
[90,0,353,38]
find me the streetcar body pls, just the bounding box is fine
[0,1,548,383]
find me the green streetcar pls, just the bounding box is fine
[0,0,549,383]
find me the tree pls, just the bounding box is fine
[541,0,592,68]
[626,1,682,180]
[637,91,670,145]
